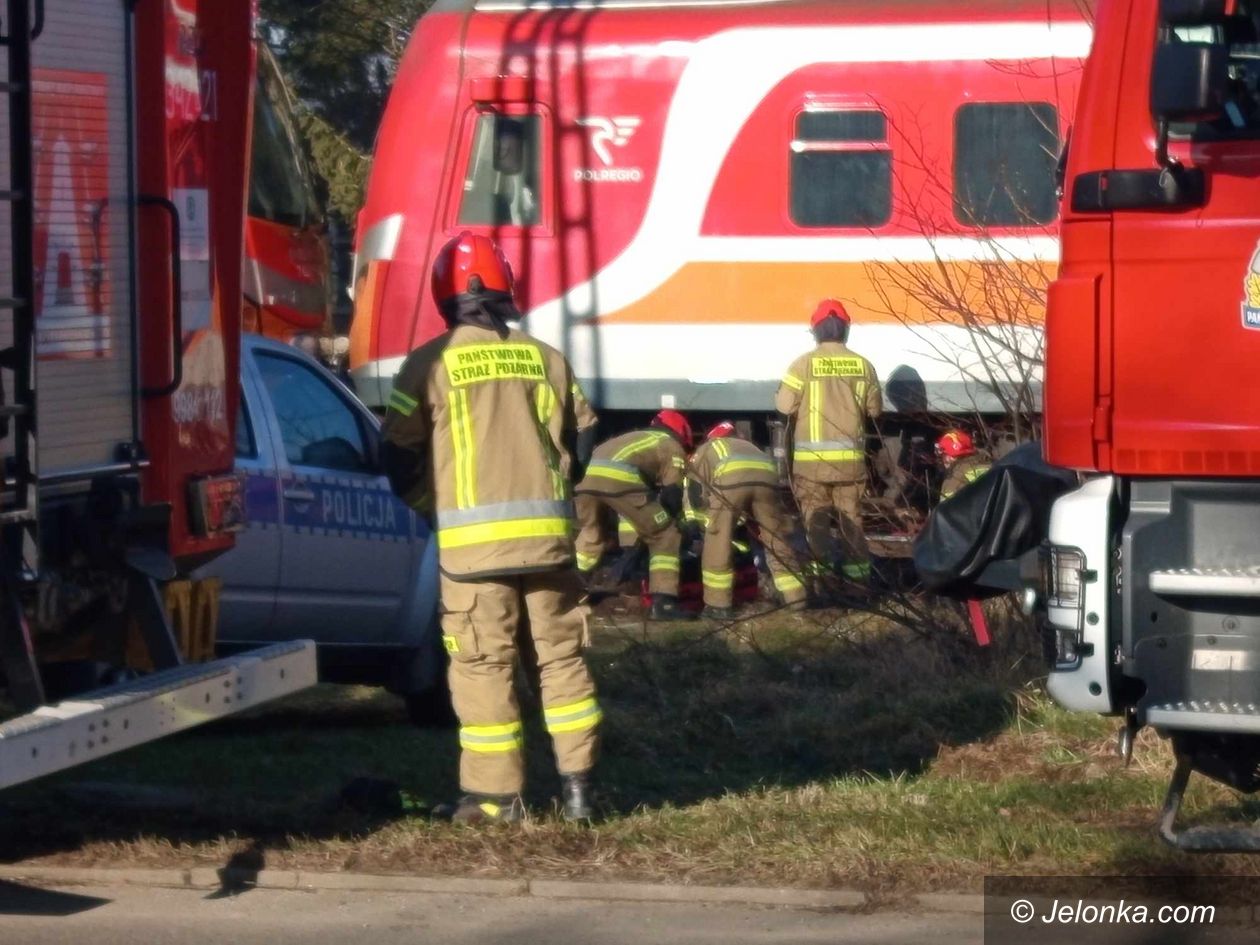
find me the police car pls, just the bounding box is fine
[201,335,447,723]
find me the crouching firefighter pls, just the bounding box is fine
[573,410,695,620]
[689,422,809,619]
[935,429,992,502]
[382,232,602,825]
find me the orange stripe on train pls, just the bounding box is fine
[589,259,1058,326]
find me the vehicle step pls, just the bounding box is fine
[1146,703,1260,734]
[0,640,317,789]
[0,508,35,526]
[0,405,29,417]
[1149,567,1260,597]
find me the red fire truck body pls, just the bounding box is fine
[136,0,249,565]
[1047,0,1260,473]
[0,0,314,790]
[352,0,1090,419]
[1040,0,1260,847]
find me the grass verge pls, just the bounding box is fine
[2,596,1258,893]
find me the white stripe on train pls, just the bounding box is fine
[356,322,1041,406]
[524,20,1091,374]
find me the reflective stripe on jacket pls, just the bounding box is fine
[775,341,881,483]
[381,324,597,578]
[689,436,779,502]
[576,428,686,496]
[940,453,993,500]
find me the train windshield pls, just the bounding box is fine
[249,50,322,229]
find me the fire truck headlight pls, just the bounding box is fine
[1041,544,1088,667]
[1046,545,1085,609]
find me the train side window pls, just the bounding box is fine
[954,103,1060,227]
[458,113,541,227]
[789,109,892,228]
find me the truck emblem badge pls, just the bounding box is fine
[575,116,641,166]
[1244,244,1260,330]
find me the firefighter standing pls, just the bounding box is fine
[936,429,992,501]
[775,299,882,585]
[382,232,601,825]
[689,422,809,619]
[573,411,694,620]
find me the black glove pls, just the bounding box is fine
[659,483,683,519]
[686,477,704,513]
[573,424,598,482]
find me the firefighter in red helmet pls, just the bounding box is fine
[382,232,601,824]
[936,429,992,501]
[573,409,696,620]
[775,299,882,586]
[688,421,808,618]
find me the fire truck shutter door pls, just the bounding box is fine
[23,1,135,478]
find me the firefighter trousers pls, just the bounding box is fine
[439,570,601,797]
[573,491,680,596]
[701,485,808,608]
[793,477,871,582]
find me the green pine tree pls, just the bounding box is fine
[260,0,434,224]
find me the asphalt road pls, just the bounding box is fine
[0,881,981,945]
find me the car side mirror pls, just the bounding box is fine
[302,437,370,473]
[1152,41,1229,125]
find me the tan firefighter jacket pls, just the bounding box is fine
[775,341,882,483]
[382,324,597,579]
[576,428,686,497]
[940,453,993,501]
[688,435,780,503]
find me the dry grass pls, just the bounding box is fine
[3,596,1259,892]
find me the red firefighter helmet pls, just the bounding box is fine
[810,298,851,329]
[936,429,976,459]
[706,420,736,440]
[652,409,693,451]
[431,231,515,308]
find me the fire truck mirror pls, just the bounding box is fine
[1152,41,1228,124]
[1160,0,1229,26]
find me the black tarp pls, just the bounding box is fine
[912,441,1078,596]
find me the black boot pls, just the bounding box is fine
[561,773,595,822]
[647,594,696,621]
[701,604,737,621]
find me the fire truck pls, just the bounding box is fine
[243,43,333,346]
[351,0,1090,431]
[0,0,315,790]
[1037,0,1260,848]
